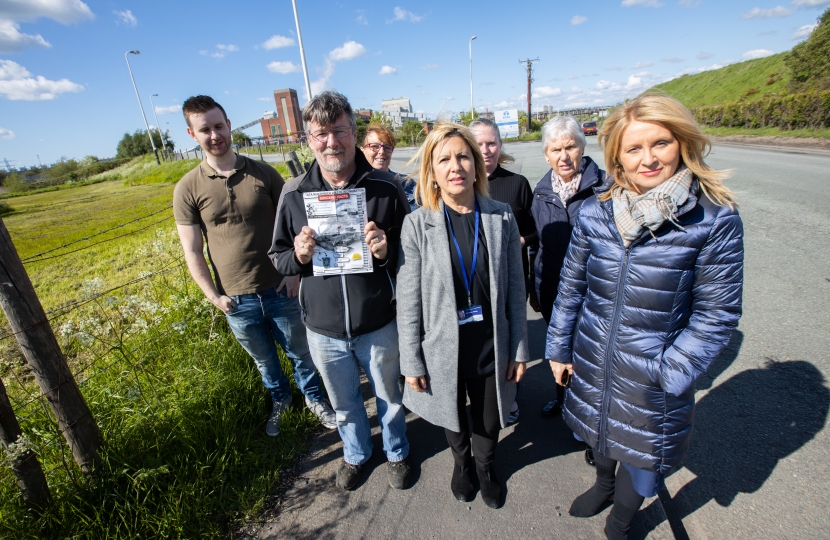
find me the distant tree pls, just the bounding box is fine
[370,111,393,128]
[47,157,80,180]
[355,117,368,145]
[80,155,99,167]
[786,7,830,89]
[116,129,175,159]
[456,110,479,126]
[232,132,251,146]
[4,173,29,193]
[398,120,426,146]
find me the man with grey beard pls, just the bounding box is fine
[269,91,412,491]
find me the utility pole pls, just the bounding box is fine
[518,58,540,132]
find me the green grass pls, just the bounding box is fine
[648,53,790,108]
[0,162,319,537]
[702,125,830,139]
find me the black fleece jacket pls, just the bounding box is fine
[269,150,409,338]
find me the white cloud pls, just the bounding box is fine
[494,100,511,108]
[662,56,684,63]
[740,6,792,19]
[356,14,368,25]
[267,61,300,74]
[261,35,294,49]
[208,43,239,59]
[216,44,238,52]
[421,63,439,70]
[114,9,136,26]
[697,52,715,60]
[791,23,818,39]
[154,104,181,115]
[0,127,15,139]
[311,59,335,96]
[630,61,653,69]
[743,49,774,59]
[571,15,588,25]
[443,96,454,101]
[622,0,664,7]
[596,80,611,89]
[329,40,366,61]
[570,86,583,93]
[379,65,397,75]
[388,7,423,23]
[0,59,83,100]
[533,86,562,98]
[420,91,430,95]
[0,0,94,53]
[258,97,270,102]
[792,0,830,6]
[626,74,645,89]
[678,0,701,6]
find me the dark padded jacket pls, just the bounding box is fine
[269,151,409,338]
[530,156,605,303]
[545,180,744,474]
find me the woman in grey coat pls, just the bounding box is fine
[397,123,529,509]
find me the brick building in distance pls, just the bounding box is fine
[260,88,303,143]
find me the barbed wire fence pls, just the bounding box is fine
[0,206,223,508]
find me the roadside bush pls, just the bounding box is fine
[3,173,29,193]
[26,159,131,190]
[693,90,830,130]
[0,201,12,216]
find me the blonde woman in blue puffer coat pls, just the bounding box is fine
[546,94,744,540]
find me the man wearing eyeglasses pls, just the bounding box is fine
[173,95,336,438]
[270,90,412,491]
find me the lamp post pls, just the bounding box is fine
[149,93,165,160]
[291,0,312,102]
[469,36,477,121]
[124,50,160,165]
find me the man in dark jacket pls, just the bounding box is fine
[269,91,411,491]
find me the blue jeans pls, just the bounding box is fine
[306,319,409,465]
[225,287,325,403]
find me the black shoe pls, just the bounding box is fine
[451,462,476,502]
[336,460,362,491]
[476,466,502,509]
[585,445,596,467]
[387,457,412,490]
[541,399,562,417]
[569,462,616,517]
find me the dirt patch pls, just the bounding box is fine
[712,135,830,152]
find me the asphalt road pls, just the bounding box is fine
[251,140,830,540]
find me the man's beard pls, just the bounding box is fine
[318,147,354,173]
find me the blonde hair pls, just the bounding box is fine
[469,117,514,164]
[598,93,736,207]
[407,122,490,211]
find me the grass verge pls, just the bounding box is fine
[702,126,830,139]
[0,167,318,537]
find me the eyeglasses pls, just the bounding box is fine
[309,127,354,143]
[363,143,394,153]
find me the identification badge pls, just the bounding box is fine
[457,305,484,325]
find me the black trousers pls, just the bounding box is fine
[444,374,500,469]
[541,294,566,405]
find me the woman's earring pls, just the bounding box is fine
[433,182,438,189]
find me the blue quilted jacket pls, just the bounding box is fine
[545,180,744,474]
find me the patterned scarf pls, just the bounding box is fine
[550,171,582,207]
[612,165,693,247]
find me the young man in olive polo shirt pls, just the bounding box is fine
[173,95,335,436]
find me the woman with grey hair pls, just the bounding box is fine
[531,115,605,463]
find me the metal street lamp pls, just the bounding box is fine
[469,36,477,121]
[149,93,165,160]
[124,50,160,165]
[292,0,312,102]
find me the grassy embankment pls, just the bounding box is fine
[648,53,830,140]
[0,155,314,538]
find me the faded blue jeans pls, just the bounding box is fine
[306,319,409,465]
[225,286,325,403]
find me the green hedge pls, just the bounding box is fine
[27,158,131,190]
[693,90,830,130]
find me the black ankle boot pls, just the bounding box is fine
[569,461,616,517]
[605,501,640,540]
[475,465,502,509]
[451,461,476,502]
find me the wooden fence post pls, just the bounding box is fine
[0,218,102,475]
[0,377,50,509]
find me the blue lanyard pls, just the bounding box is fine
[444,201,480,307]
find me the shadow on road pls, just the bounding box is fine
[639,344,829,537]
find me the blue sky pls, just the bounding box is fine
[1,0,828,167]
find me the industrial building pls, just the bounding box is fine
[260,88,303,143]
[381,97,425,127]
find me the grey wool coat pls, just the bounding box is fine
[396,193,530,432]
